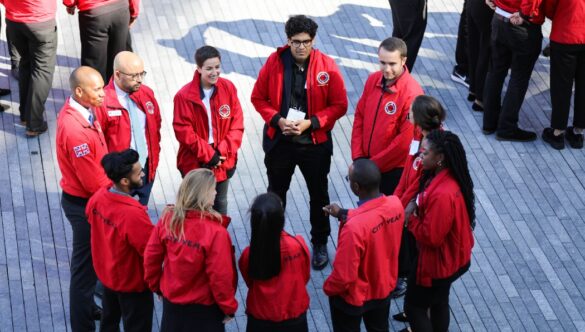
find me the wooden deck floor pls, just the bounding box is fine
[1,0,584,331]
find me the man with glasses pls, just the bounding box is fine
[251,15,348,270]
[95,51,162,206]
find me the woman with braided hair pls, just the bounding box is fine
[403,130,475,332]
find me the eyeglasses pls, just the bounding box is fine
[290,39,313,48]
[118,71,147,81]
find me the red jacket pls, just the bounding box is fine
[408,170,474,287]
[86,187,154,292]
[238,232,310,321]
[143,210,238,315]
[56,99,111,198]
[251,46,348,148]
[495,0,545,24]
[394,128,424,207]
[1,0,56,24]
[351,70,422,173]
[63,0,139,17]
[173,72,244,182]
[324,195,404,307]
[95,79,162,182]
[545,0,585,44]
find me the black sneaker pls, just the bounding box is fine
[467,92,476,102]
[542,128,565,150]
[312,244,329,270]
[390,277,407,298]
[566,126,584,149]
[451,68,469,88]
[0,88,10,96]
[496,128,537,142]
[472,102,484,112]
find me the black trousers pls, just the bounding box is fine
[466,0,493,101]
[329,297,390,332]
[404,278,453,332]
[264,140,331,245]
[550,42,585,130]
[483,18,542,134]
[379,168,403,196]
[101,287,154,332]
[213,178,230,215]
[161,299,225,332]
[6,19,57,131]
[61,194,98,332]
[246,313,308,332]
[388,0,428,71]
[454,0,468,75]
[78,5,130,82]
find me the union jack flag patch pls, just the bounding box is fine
[73,143,90,158]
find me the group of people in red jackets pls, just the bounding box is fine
[55,13,476,332]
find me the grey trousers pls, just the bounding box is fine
[6,19,57,131]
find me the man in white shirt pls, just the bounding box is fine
[95,51,162,206]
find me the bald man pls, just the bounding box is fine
[95,51,161,205]
[56,66,110,331]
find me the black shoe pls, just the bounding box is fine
[451,68,469,88]
[467,92,476,102]
[92,306,102,321]
[0,88,10,96]
[392,312,408,322]
[496,128,537,142]
[566,127,584,149]
[542,128,565,150]
[471,102,484,112]
[311,244,329,270]
[482,127,496,135]
[0,103,8,112]
[390,277,407,298]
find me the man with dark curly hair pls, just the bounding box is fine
[251,14,348,270]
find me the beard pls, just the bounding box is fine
[129,178,144,190]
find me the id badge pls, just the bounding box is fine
[286,108,306,121]
[409,139,420,155]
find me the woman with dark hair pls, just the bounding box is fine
[143,169,238,332]
[238,193,310,332]
[392,95,447,328]
[403,130,475,332]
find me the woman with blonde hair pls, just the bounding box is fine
[144,169,238,332]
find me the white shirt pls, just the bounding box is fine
[69,96,93,125]
[114,83,147,151]
[202,87,214,144]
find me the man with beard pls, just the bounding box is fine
[95,51,162,205]
[86,149,155,331]
[56,66,111,331]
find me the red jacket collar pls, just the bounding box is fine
[65,97,96,129]
[184,70,223,103]
[101,186,147,210]
[374,66,411,93]
[104,78,147,110]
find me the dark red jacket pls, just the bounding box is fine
[394,128,424,207]
[86,187,154,292]
[251,46,348,150]
[495,0,545,24]
[408,170,474,287]
[63,0,140,17]
[324,195,404,307]
[56,99,111,198]
[545,0,585,44]
[173,72,244,182]
[239,232,310,321]
[1,0,56,24]
[95,79,162,182]
[351,70,422,173]
[143,210,238,315]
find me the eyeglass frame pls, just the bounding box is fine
[290,38,313,49]
[118,70,147,81]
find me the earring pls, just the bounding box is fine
[437,160,443,167]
